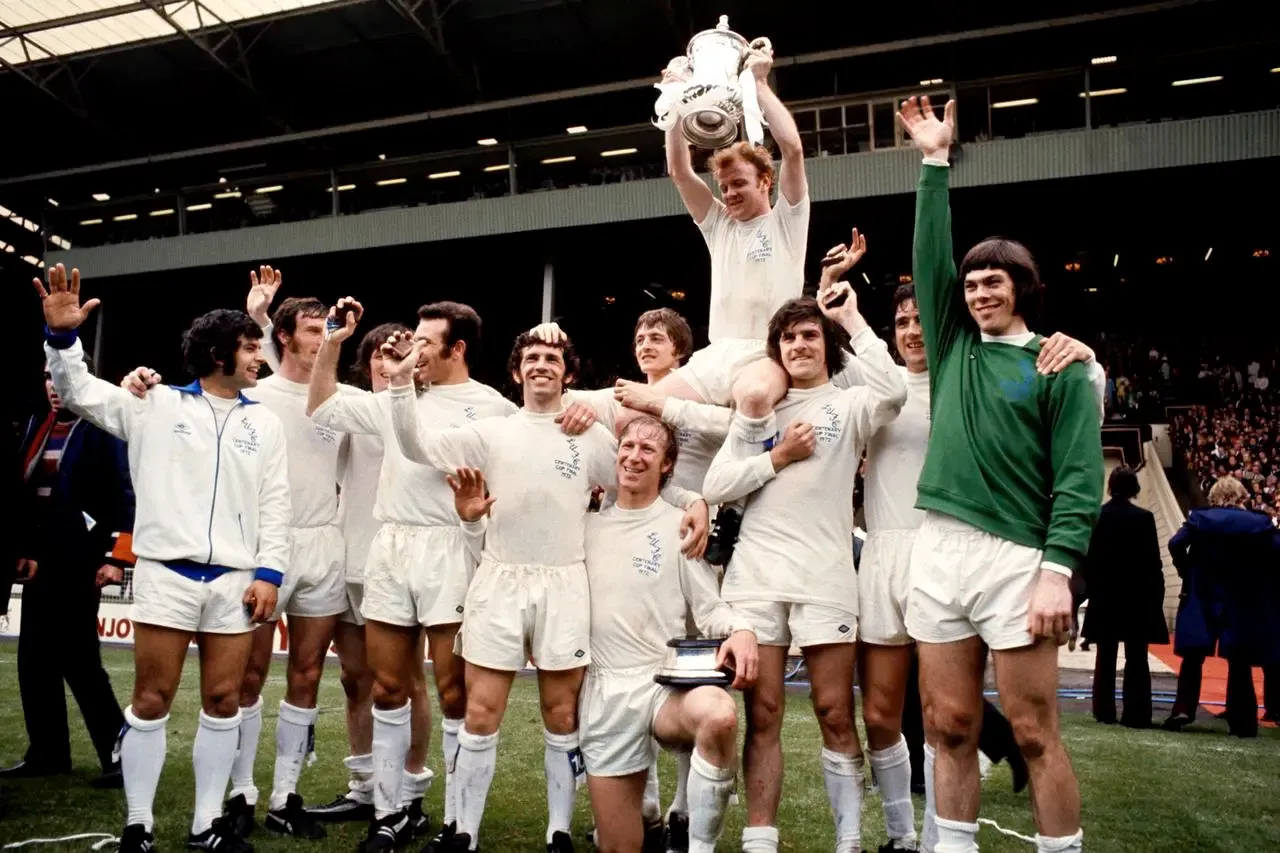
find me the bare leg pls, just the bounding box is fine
[730,357,790,419]
[806,643,863,853]
[538,667,587,846]
[653,687,739,853]
[333,621,373,758]
[407,628,429,773]
[455,663,517,847]
[992,641,1081,838]
[193,631,255,835]
[587,773,648,853]
[742,645,787,829]
[918,638,987,823]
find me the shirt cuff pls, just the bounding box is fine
[460,517,488,533]
[44,326,79,350]
[848,325,877,354]
[388,381,415,398]
[254,567,284,586]
[922,156,951,168]
[1040,561,1074,579]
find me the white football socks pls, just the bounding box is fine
[1037,829,1084,853]
[668,749,691,818]
[741,825,780,853]
[120,706,168,832]
[227,697,263,806]
[868,736,918,848]
[686,749,734,853]
[371,703,412,819]
[456,726,499,850]
[192,710,242,834]
[344,753,374,804]
[934,816,980,853]
[821,748,865,853]
[441,717,463,826]
[543,729,582,844]
[923,743,938,852]
[269,701,317,811]
[642,755,662,822]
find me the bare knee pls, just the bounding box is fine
[746,690,784,740]
[696,692,739,751]
[436,671,466,720]
[927,698,981,751]
[862,693,902,747]
[286,654,326,707]
[204,679,243,717]
[131,684,175,720]
[372,669,409,709]
[239,665,266,705]
[339,659,371,703]
[540,695,578,735]
[465,691,505,736]
[1008,706,1054,761]
[813,694,856,740]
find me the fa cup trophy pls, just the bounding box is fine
[653,15,772,150]
[654,637,733,689]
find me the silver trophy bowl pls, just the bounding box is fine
[654,637,733,689]
[676,16,761,149]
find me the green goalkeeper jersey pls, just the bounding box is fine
[912,163,1103,571]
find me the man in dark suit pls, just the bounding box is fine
[1,356,133,786]
[1081,466,1169,727]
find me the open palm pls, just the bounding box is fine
[33,263,99,332]
[897,95,956,158]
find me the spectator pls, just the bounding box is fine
[1165,477,1280,737]
[1,357,134,786]
[1081,466,1169,727]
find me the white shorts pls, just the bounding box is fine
[274,524,347,620]
[858,529,917,646]
[338,582,365,626]
[461,558,591,672]
[731,599,856,648]
[905,512,1043,651]
[674,338,767,407]
[131,559,254,635]
[579,666,673,777]
[361,524,472,628]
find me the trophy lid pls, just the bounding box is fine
[687,14,749,52]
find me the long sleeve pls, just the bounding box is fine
[1086,358,1107,425]
[255,425,293,585]
[680,554,755,638]
[260,321,283,375]
[702,444,776,506]
[1043,368,1105,572]
[566,388,620,434]
[44,337,148,442]
[388,385,489,471]
[840,326,908,438]
[913,164,967,370]
[1169,522,1192,579]
[460,518,486,565]
[312,388,381,436]
[104,433,137,568]
[661,397,732,440]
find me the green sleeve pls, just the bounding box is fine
[1044,365,1105,569]
[912,164,966,369]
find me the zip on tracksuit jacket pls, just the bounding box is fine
[44,332,291,586]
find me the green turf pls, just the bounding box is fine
[1,645,1277,851]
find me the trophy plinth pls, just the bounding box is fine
[654,637,733,689]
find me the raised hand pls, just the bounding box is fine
[380,330,423,386]
[246,265,282,325]
[120,366,162,399]
[33,264,99,332]
[745,37,774,83]
[447,467,496,522]
[326,296,363,344]
[896,95,956,160]
[817,280,860,330]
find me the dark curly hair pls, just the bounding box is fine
[507,331,580,390]
[418,301,482,369]
[766,298,849,378]
[351,322,411,389]
[182,309,263,379]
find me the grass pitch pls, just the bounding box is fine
[0,645,1277,852]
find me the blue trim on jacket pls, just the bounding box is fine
[164,560,283,587]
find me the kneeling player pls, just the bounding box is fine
[455,416,756,853]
